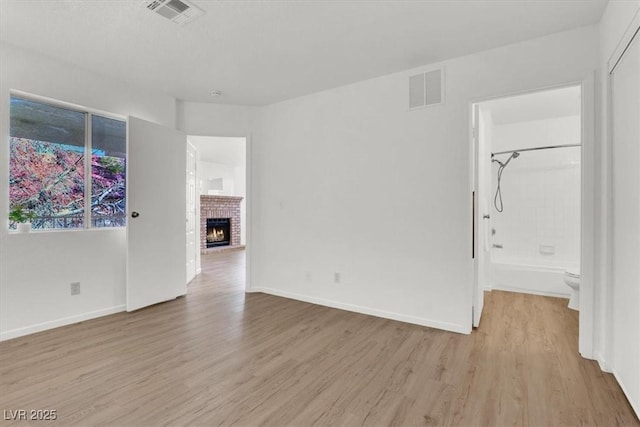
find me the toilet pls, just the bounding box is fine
[564,268,580,310]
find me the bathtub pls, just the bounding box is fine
[487,260,573,298]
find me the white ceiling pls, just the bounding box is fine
[482,85,581,125]
[189,136,245,166]
[0,0,607,106]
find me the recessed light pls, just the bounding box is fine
[210,90,222,97]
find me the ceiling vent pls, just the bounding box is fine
[409,67,444,110]
[143,0,204,25]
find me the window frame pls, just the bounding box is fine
[9,90,128,232]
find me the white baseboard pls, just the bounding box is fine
[613,369,640,419]
[249,287,470,335]
[491,285,570,299]
[595,352,612,373]
[0,305,126,342]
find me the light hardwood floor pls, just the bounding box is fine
[1,249,638,426]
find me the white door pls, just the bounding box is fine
[186,142,197,283]
[472,104,484,327]
[127,117,187,312]
[611,29,640,415]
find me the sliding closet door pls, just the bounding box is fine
[611,29,640,414]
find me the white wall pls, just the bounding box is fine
[177,101,255,137]
[200,160,237,195]
[0,43,177,340]
[597,0,640,416]
[250,26,598,334]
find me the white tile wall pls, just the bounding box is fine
[489,116,581,269]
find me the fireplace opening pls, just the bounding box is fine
[206,218,231,248]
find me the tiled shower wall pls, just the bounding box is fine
[489,115,581,268]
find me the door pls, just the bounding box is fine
[127,117,187,312]
[610,28,640,415]
[472,104,484,327]
[186,142,197,283]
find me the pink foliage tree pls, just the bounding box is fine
[9,137,125,228]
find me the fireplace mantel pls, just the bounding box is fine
[201,195,244,204]
[200,195,243,253]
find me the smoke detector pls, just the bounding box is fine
[143,0,205,25]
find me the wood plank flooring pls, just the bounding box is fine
[1,249,638,426]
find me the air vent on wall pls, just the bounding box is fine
[142,0,204,25]
[409,68,444,109]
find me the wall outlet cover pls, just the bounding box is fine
[70,282,81,295]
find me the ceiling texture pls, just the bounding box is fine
[0,0,608,106]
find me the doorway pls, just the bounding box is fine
[472,85,587,339]
[186,136,248,285]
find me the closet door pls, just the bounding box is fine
[611,28,640,414]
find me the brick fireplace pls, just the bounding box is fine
[200,195,243,253]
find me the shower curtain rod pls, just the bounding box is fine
[491,143,581,157]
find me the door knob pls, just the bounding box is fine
[131,212,140,218]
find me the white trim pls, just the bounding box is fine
[186,140,198,285]
[490,286,570,299]
[84,112,92,227]
[607,9,640,74]
[596,352,612,373]
[185,133,252,292]
[6,226,125,235]
[0,305,126,342]
[469,77,596,360]
[249,287,471,335]
[9,91,128,232]
[613,369,640,419]
[579,72,596,359]
[245,133,253,291]
[601,68,615,371]
[468,80,584,105]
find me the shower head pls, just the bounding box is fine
[502,151,520,167]
[492,151,520,166]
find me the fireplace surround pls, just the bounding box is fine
[200,195,243,252]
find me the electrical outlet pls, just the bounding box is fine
[305,271,312,282]
[70,282,80,296]
[334,272,341,284]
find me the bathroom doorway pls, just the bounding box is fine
[471,84,592,351]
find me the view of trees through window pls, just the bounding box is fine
[9,96,126,230]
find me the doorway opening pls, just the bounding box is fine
[472,85,583,329]
[185,136,247,285]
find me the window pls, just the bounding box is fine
[9,95,126,230]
